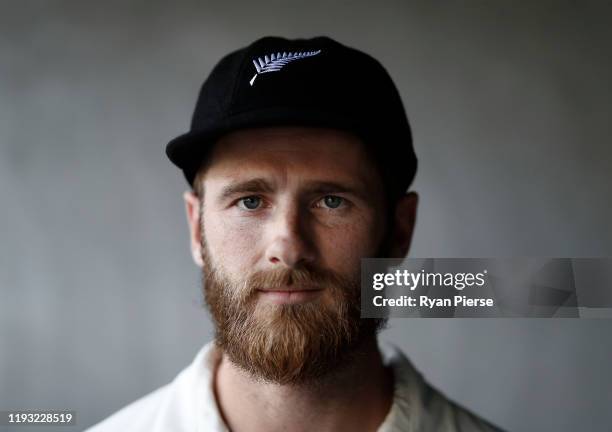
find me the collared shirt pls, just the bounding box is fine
[87,341,503,432]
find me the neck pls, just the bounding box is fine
[213,336,393,432]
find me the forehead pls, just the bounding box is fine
[202,126,379,185]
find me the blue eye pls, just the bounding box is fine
[237,196,262,210]
[322,195,344,209]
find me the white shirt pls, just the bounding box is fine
[87,341,502,432]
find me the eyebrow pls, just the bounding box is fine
[217,178,276,203]
[216,178,368,204]
[305,181,365,199]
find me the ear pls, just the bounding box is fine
[183,190,204,268]
[387,192,418,258]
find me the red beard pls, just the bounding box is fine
[201,249,384,385]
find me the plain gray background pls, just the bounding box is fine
[1,1,611,431]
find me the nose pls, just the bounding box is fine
[264,201,316,268]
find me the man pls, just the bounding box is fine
[88,36,502,431]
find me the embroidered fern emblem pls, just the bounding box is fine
[249,49,322,86]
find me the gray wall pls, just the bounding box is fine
[1,1,611,431]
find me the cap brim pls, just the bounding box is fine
[165,106,362,185]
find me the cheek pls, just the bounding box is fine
[316,212,384,275]
[202,209,264,273]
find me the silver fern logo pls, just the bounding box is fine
[249,49,322,86]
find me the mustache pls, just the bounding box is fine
[224,265,354,305]
[248,266,335,291]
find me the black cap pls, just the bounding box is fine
[166,36,417,196]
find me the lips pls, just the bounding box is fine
[256,285,322,293]
[256,287,323,304]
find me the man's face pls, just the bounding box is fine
[190,126,391,384]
